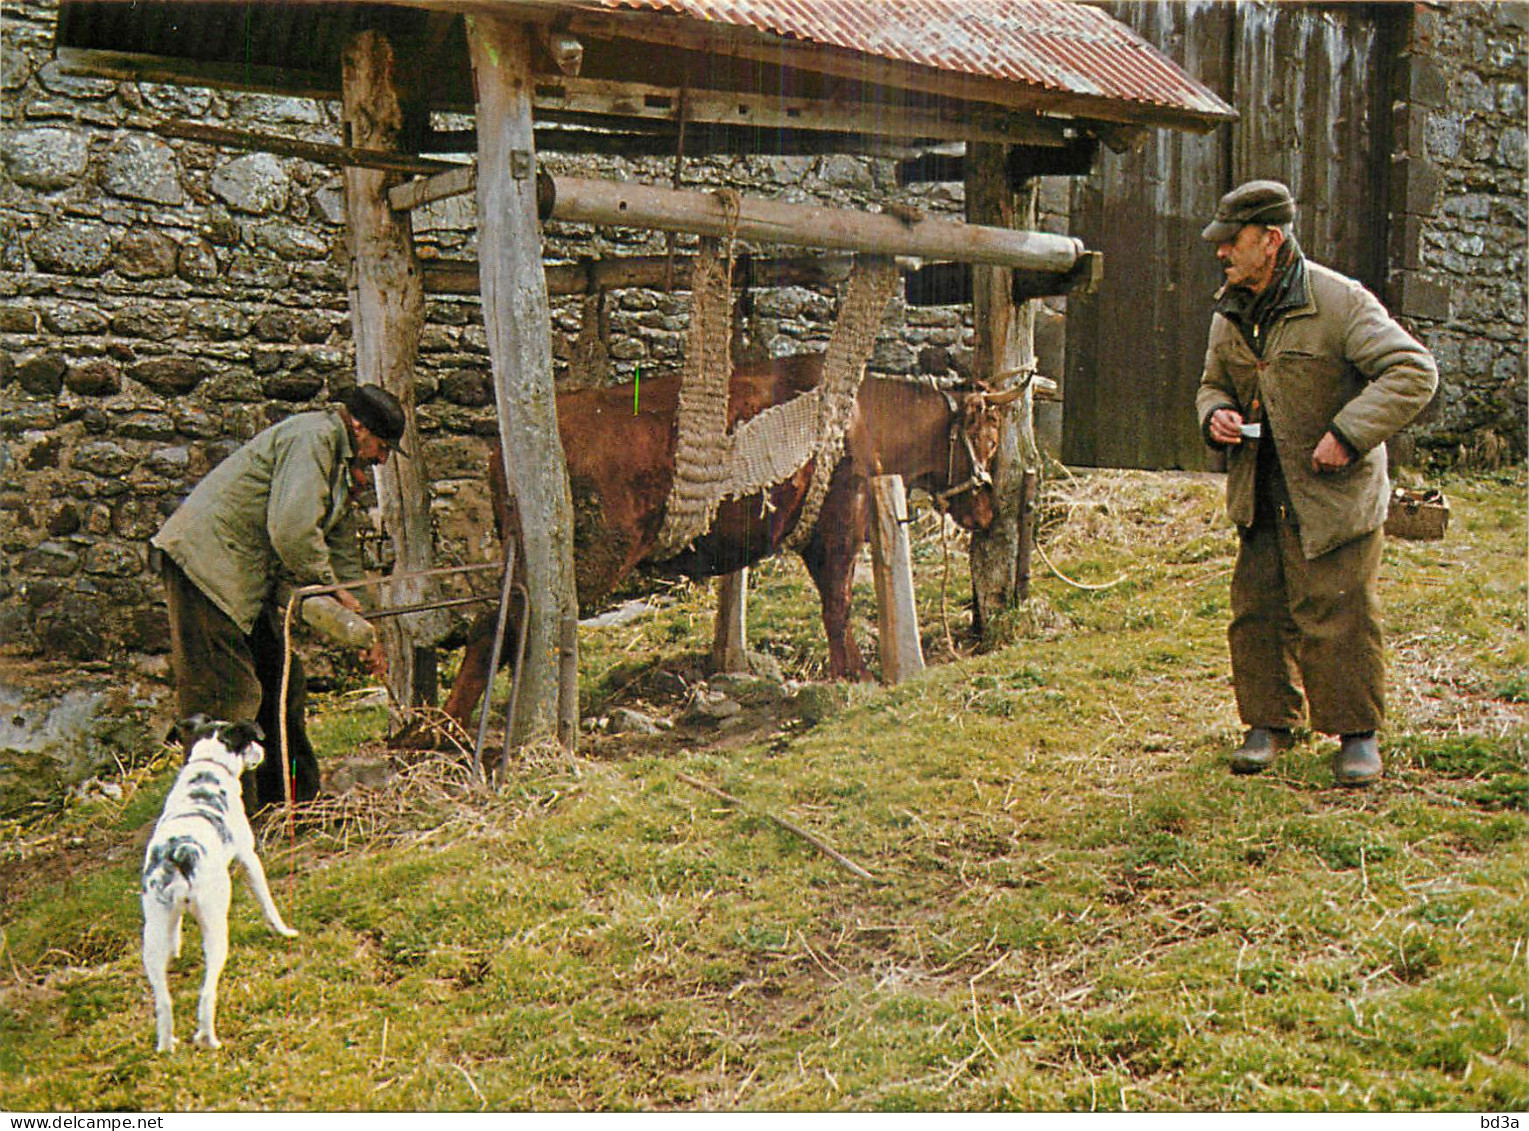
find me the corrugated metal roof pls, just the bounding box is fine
[578,0,1233,121]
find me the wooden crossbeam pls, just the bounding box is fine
[394,168,1086,273]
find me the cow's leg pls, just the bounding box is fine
[800,475,872,681]
[440,612,499,732]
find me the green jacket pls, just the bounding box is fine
[1196,260,1439,559]
[152,410,366,634]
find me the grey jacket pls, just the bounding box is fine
[152,410,366,633]
[1197,260,1439,559]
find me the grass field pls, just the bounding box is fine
[2,466,1524,1112]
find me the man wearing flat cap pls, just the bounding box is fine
[152,384,410,811]
[1195,179,1438,786]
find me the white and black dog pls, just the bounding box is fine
[141,715,298,1052]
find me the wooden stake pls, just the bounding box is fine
[868,475,925,685]
[711,569,749,675]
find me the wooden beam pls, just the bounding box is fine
[423,253,857,296]
[341,28,440,715]
[548,176,1084,271]
[529,74,1071,148]
[427,121,923,160]
[868,475,925,685]
[467,13,579,750]
[903,254,1104,307]
[393,168,1086,271]
[154,120,458,177]
[56,46,336,102]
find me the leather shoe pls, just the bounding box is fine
[1230,727,1294,775]
[1333,733,1382,787]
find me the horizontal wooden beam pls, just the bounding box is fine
[399,168,1085,270]
[896,138,1102,186]
[424,122,923,160]
[153,121,458,177]
[56,46,336,101]
[902,252,1104,307]
[529,74,1070,148]
[546,175,1086,272]
[424,253,858,296]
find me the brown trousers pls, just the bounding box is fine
[160,557,319,810]
[1228,520,1385,736]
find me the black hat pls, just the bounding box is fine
[343,385,411,458]
[1201,179,1297,243]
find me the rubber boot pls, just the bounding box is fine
[1333,732,1382,787]
[1230,727,1294,775]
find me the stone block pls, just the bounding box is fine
[42,302,108,335]
[211,152,290,214]
[111,303,184,342]
[1388,271,1452,322]
[1,127,88,190]
[17,351,65,396]
[1389,155,1443,217]
[112,228,179,279]
[441,368,492,407]
[103,134,184,206]
[263,372,324,402]
[29,221,113,275]
[128,356,211,395]
[1390,103,1428,157]
[0,304,39,333]
[37,60,116,100]
[176,237,220,282]
[1396,53,1447,108]
[64,359,121,397]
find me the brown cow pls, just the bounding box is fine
[439,352,1016,728]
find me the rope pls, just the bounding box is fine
[784,254,898,550]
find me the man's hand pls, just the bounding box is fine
[1208,407,1246,446]
[1311,431,1353,474]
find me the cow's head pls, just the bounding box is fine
[934,383,1026,531]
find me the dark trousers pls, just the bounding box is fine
[160,558,320,811]
[1228,520,1385,736]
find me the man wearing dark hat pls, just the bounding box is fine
[1195,179,1437,786]
[152,384,411,810]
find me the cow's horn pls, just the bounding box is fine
[983,384,1028,407]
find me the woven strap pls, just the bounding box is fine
[654,247,898,558]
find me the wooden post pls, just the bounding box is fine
[869,475,924,684]
[1016,469,1038,602]
[711,570,749,674]
[341,28,440,716]
[468,15,578,747]
[967,142,1039,636]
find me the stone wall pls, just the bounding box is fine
[1388,2,1527,462]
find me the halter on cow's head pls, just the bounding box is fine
[933,379,1029,531]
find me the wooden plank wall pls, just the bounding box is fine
[1064,1,1395,471]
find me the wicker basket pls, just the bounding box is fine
[1384,486,1450,541]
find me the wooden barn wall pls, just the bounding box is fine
[1065,1,1397,471]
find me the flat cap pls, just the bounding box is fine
[1201,179,1296,243]
[343,384,411,458]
